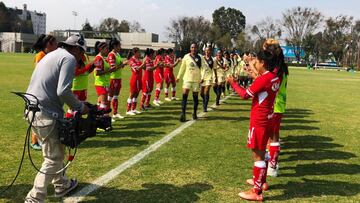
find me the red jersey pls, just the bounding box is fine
[164,55,174,72]
[107,52,117,69]
[128,56,143,78]
[94,55,105,72]
[231,71,280,127]
[143,56,154,79]
[154,55,164,74]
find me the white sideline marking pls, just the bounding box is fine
[64,95,232,202]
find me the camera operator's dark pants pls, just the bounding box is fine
[25,112,71,203]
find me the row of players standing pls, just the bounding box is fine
[67,39,255,123]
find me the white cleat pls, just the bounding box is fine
[126,111,136,116]
[157,100,164,104]
[111,118,116,123]
[153,100,161,106]
[113,114,125,119]
[132,110,142,114]
[171,97,179,101]
[267,164,279,177]
[164,97,172,102]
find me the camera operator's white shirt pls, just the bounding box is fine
[26,48,83,119]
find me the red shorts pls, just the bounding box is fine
[154,70,164,84]
[95,86,108,96]
[247,125,271,151]
[164,70,176,85]
[130,75,142,94]
[142,73,154,93]
[110,79,122,92]
[73,90,87,101]
[271,113,283,134]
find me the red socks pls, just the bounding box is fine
[112,96,118,114]
[155,88,161,100]
[126,98,132,112]
[164,88,169,98]
[172,87,176,97]
[131,98,137,110]
[253,161,267,194]
[140,93,146,107]
[269,142,280,168]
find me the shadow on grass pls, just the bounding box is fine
[281,125,320,131]
[280,162,360,177]
[269,178,360,201]
[0,183,33,202]
[281,119,319,124]
[282,135,333,142]
[80,139,149,149]
[77,182,213,203]
[96,130,163,138]
[281,149,356,162]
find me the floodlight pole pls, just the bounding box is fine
[72,11,78,30]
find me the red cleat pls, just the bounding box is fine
[246,179,269,191]
[238,188,263,201]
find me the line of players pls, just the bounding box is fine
[65,39,255,123]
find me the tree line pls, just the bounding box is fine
[166,6,360,67]
[0,2,33,34]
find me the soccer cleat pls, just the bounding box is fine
[111,118,116,123]
[164,97,172,101]
[145,104,153,109]
[126,111,136,116]
[133,110,142,114]
[31,143,42,150]
[238,188,263,201]
[54,179,78,197]
[140,105,146,111]
[158,100,164,104]
[179,114,186,122]
[267,165,279,177]
[246,179,269,191]
[113,114,125,119]
[153,100,161,106]
[192,113,198,120]
[171,97,179,101]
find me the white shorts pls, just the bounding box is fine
[182,82,200,92]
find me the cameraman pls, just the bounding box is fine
[24,35,89,202]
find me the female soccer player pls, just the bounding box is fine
[213,50,228,106]
[107,39,127,120]
[177,43,205,122]
[65,53,94,118]
[238,52,250,87]
[126,47,145,115]
[140,48,156,110]
[263,39,289,177]
[153,48,165,106]
[164,48,181,101]
[31,34,57,150]
[224,51,233,95]
[227,50,280,201]
[200,46,214,112]
[93,41,111,112]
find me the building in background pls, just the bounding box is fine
[0,32,37,52]
[51,30,175,55]
[12,4,46,36]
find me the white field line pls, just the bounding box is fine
[64,95,233,202]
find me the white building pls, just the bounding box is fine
[0,32,37,52]
[17,4,46,36]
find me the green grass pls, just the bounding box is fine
[0,53,359,202]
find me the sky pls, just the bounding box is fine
[2,0,360,41]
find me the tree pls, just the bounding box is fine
[251,17,282,40]
[282,7,323,62]
[212,6,246,38]
[81,19,93,31]
[323,15,353,65]
[118,20,130,32]
[166,16,211,55]
[99,18,130,32]
[129,21,145,33]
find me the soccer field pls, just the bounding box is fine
[0,53,359,202]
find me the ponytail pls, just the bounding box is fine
[95,41,107,55]
[263,39,289,77]
[109,38,120,51]
[33,34,56,52]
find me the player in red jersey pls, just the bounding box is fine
[107,39,127,120]
[164,48,181,101]
[126,47,145,115]
[153,48,165,106]
[227,50,280,201]
[140,48,156,110]
[263,39,289,177]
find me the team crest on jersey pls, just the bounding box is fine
[190,62,195,67]
[272,82,280,91]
